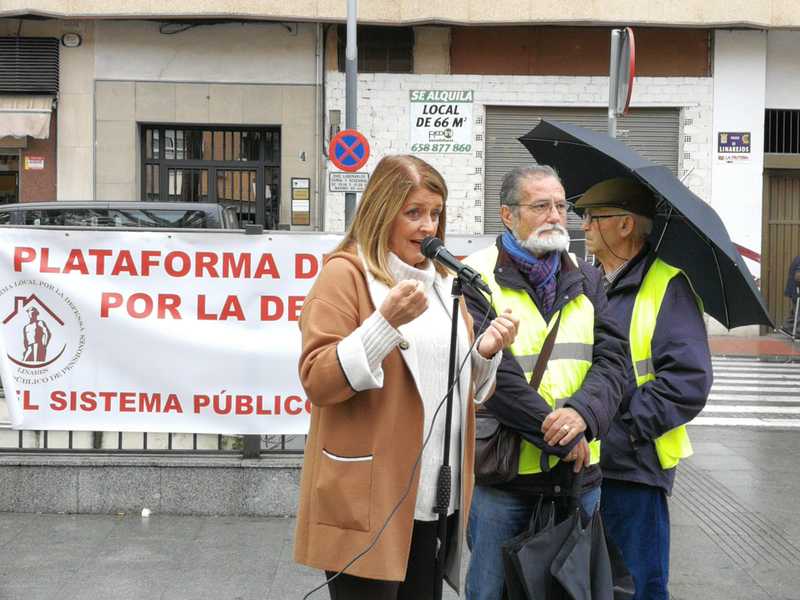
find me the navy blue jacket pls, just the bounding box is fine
[600,245,713,495]
[784,255,800,300]
[463,239,629,494]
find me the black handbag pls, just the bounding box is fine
[474,312,562,486]
[475,411,521,486]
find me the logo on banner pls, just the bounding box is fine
[0,282,85,385]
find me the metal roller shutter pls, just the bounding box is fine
[762,170,800,327]
[0,37,60,95]
[484,107,681,238]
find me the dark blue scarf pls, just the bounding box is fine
[501,230,560,315]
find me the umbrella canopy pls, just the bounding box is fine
[519,119,772,329]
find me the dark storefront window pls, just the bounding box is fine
[141,125,281,228]
[0,152,19,204]
[337,26,414,73]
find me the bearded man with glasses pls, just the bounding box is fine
[462,165,629,600]
[576,177,712,600]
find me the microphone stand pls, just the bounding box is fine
[433,278,461,600]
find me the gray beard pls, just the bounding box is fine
[519,227,571,257]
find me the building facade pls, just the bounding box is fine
[0,18,323,229]
[712,29,800,324]
[2,3,800,326]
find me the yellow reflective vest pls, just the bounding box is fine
[465,245,600,475]
[629,257,702,470]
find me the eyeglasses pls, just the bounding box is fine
[516,201,570,216]
[581,213,630,225]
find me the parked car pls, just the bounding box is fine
[0,200,241,444]
[0,201,240,229]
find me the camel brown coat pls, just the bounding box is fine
[293,248,485,589]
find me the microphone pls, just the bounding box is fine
[421,237,492,294]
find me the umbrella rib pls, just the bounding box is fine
[711,245,731,327]
[682,217,730,325]
[657,205,732,327]
[682,214,731,327]
[520,137,593,148]
[681,209,769,327]
[654,205,673,253]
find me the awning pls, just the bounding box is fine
[0,95,54,139]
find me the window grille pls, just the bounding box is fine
[337,26,413,73]
[765,109,800,154]
[141,125,281,229]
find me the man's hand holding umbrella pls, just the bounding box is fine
[542,407,591,472]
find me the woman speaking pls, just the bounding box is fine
[294,154,517,599]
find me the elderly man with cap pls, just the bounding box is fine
[461,165,629,600]
[576,177,713,600]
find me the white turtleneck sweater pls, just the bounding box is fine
[349,253,498,521]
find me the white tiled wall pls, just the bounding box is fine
[324,73,714,235]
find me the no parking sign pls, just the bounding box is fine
[329,129,370,172]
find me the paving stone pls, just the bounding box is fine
[0,427,797,599]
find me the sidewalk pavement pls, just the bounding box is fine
[709,331,800,360]
[1,425,798,600]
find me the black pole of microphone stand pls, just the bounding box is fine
[433,278,461,600]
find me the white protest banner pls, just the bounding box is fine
[0,229,341,435]
[0,230,495,434]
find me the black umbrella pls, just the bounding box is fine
[501,481,634,600]
[519,119,772,329]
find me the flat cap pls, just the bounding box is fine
[574,177,656,218]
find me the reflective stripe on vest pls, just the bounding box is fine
[465,245,599,475]
[629,257,703,470]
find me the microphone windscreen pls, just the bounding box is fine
[420,236,443,258]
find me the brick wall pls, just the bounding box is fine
[324,73,713,234]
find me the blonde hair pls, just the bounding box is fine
[334,154,448,286]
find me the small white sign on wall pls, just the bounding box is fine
[409,90,474,154]
[717,131,751,163]
[329,172,369,193]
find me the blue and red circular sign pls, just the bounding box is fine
[329,129,370,172]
